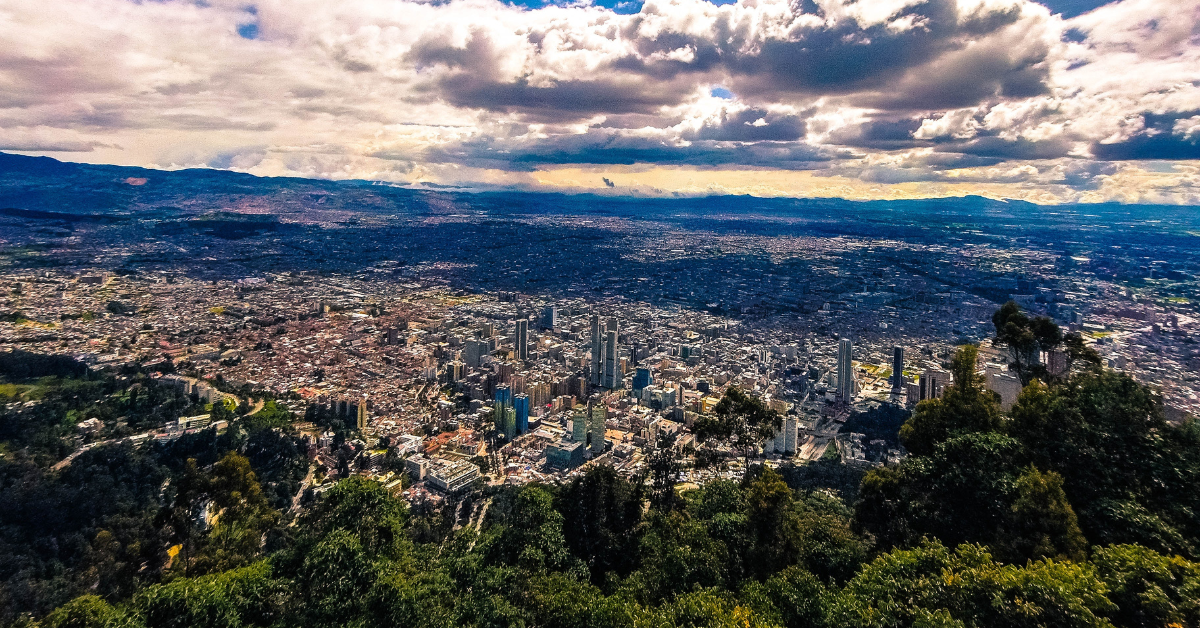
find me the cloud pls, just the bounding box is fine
[0,0,1195,201]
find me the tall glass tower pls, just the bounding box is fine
[837,338,854,403]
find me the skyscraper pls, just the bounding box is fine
[572,408,588,442]
[356,398,368,430]
[494,384,512,408]
[590,314,604,386]
[513,393,529,434]
[602,318,621,389]
[515,318,529,360]
[784,416,797,454]
[890,345,905,393]
[589,404,606,454]
[919,369,948,401]
[632,367,652,392]
[837,338,854,403]
[494,385,512,435]
[540,305,557,330]
[503,406,516,439]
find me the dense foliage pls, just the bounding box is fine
[0,370,307,624]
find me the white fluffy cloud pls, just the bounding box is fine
[0,0,1197,202]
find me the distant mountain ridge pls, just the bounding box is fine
[0,151,1177,221]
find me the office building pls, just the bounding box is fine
[571,408,588,442]
[427,459,481,493]
[515,318,529,360]
[546,441,585,469]
[503,406,516,439]
[464,338,494,367]
[919,368,949,401]
[771,416,798,455]
[836,337,854,403]
[513,393,530,434]
[356,398,368,431]
[540,305,557,329]
[632,367,652,393]
[890,346,905,393]
[602,318,621,389]
[589,404,607,454]
[494,384,512,408]
[590,314,604,386]
[985,364,1022,410]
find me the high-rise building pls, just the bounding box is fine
[503,406,516,439]
[890,346,905,393]
[589,404,607,454]
[515,318,529,360]
[513,393,530,434]
[494,384,513,435]
[590,315,604,386]
[356,398,368,430]
[464,339,492,367]
[837,338,854,403]
[540,306,557,330]
[602,318,621,389]
[632,367,652,392]
[772,416,797,455]
[571,408,588,442]
[919,368,949,401]
[494,385,512,408]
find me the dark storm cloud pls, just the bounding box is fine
[431,74,686,117]
[943,136,1074,160]
[418,128,837,170]
[407,27,689,118]
[730,0,962,94]
[1090,112,1200,160]
[406,0,1053,122]
[826,119,925,150]
[684,108,807,142]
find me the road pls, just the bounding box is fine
[53,392,259,471]
[289,465,316,514]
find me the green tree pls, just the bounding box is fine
[647,431,682,512]
[192,453,279,575]
[156,458,210,578]
[556,465,645,581]
[899,345,1003,456]
[740,566,828,628]
[1091,544,1200,628]
[694,388,782,472]
[483,486,586,576]
[40,595,132,628]
[830,541,1115,628]
[624,512,730,604]
[134,561,282,628]
[744,467,802,580]
[992,301,1065,385]
[295,476,410,559]
[996,466,1087,563]
[294,530,375,627]
[1008,371,1199,556]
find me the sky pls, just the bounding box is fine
[0,0,1198,204]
